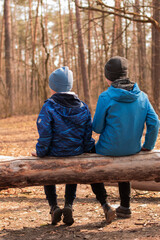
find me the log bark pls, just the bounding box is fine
[0,151,160,190]
[131,181,160,191]
[106,181,160,192]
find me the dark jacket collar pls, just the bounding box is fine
[50,92,82,108]
[111,78,135,91]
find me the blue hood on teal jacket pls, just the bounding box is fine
[93,83,159,156]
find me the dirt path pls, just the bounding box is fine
[0,115,160,240]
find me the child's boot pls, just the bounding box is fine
[103,203,116,224]
[116,206,131,218]
[62,203,74,226]
[50,205,62,225]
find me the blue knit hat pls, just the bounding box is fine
[49,66,73,92]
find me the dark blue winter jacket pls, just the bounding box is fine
[36,93,95,157]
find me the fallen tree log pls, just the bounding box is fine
[131,181,160,191]
[106,181,160,191]
[0,150,160,190]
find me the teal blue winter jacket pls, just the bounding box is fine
[93,83,159,156]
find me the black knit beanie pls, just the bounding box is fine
[104,56,128,81]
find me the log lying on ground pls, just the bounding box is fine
[0,151,160,190]
[131,181,160,191]
[106,181,160,191]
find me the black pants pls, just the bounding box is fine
[44,184,77,207]
[44,182,130,208]
[118,182,131,208]
[91,182,131,207]
[44,183,107,207]
[91,183,107,206]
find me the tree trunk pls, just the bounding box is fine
[16,38,22,108]
[87,0,91,87]
[101,7,109,62]
[58,0,66,66]
[68,0,79,95]
[30,0,40,102]
[134,0,147,93]
[93,17,105,94]
[40,7,49,102]
[124,19,128,58]
[130,21,138,82]
[111,0,124,57]
[0,15,4,76]
[24,7,29,110]
[152,0,160,112]
[75,0,92,111]
[4,0,12,116]
[0,151,160,190]
[29,0,34,101]
[11,4,17,112]
[92,12,101,97]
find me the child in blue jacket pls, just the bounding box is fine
[93,56,159,218]
[32,66,115,225]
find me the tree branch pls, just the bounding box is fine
[78,1,160,32]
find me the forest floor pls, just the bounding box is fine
[0,115,160,240]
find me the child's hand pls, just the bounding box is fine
[31,151,37,157]
[141,147,150,151]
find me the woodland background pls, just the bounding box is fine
[0,1,160,239]
[0,0,160,118]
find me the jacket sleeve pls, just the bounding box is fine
[92,95,108,134]
[83,107,95,152]
[143,99,160,150]
[36,103,53,157]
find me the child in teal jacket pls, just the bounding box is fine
[93,56,159,218]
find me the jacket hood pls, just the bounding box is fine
[50,92,82,108]
[46,93,88,125]
[107,83,141,103]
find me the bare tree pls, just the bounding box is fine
[152,0,160,111]
[87,0,92,86]
[79,0,160,32]
[40,1,49,103]
[24,5,29,108]
[1,0,160,117]
[111,0,124,56]
[68,0,79,95]
[58,0,66,66]
[4,0,12,116]
[134,0,147,93]
[101,7,109,62]
[0,15,4,76]
[75,0,92,111]
[30,0,40,101]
